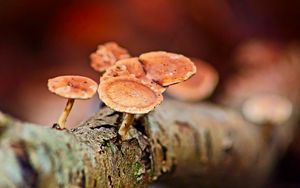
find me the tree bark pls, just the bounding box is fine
[0,100,298,188]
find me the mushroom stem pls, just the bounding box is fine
[118,113,134,140]
[57,99,75,129]
[261,122,276,143]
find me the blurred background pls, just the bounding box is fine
[0,0,300,187]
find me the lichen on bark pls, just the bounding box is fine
[0,100,298,188]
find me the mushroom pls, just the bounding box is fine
[234,39,282,68]
[101,57,146,81]
[98,76,163,139]
[167,58,219,102]
[98,52,196,140]
[48,75,98,129]
[90,42,130,73]
[242,93,293,125]
[101,57,166,93]
[139,51,196,86]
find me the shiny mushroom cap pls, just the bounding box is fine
[48,75,98,99]
[90,42,130,72]
[101,58,166,93]
[167,59,219,101]
[242,93,293,125]
[98,76,163,114]
[139,51,196,86]
[101,58,146,81]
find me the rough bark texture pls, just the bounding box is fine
[0,100,298,188]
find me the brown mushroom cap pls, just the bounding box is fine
[139,51,196,86]
[167,59,219,101]
[48,75,98,99]
[101,58,146,81]
[242,93,292,125]
[90,42,130,72]
[98,76,163,114]
[101,58,166,93]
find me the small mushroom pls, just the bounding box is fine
[139,51,196,86]
[98,52,196,140]
[242,93,293,125]
[167,58,219,102]
[98,76,163,140]
[48,75,98,129]
[90,42,130,73]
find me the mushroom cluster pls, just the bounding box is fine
[48,42,197,140]
[97,51,196,140]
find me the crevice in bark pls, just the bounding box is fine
[108,175,112,187]
[81,170,86,188]
[157,139,167,162]
[133,116,147,137]
[204,130,213,161]
[141,145,152,172]
[90,124,116,130]
[11,140,38,188]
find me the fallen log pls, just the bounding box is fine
[0,100,298,188]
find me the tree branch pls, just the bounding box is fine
[0,100,298,188]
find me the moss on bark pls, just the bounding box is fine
[0,100,298,187]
